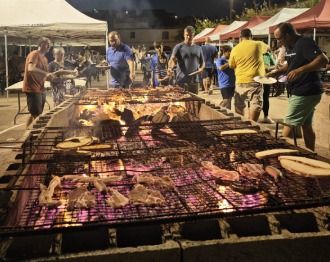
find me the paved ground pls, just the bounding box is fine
[0,71,329,177]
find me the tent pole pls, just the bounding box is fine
[268,34,271,46]
[105,30,109,90]
[4,29,9,100]
[313,28,316,41]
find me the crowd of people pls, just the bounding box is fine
[21,23,329,152]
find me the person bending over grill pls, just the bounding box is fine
[22,37,55,128]
[168,26,205,94]
[106,31,135,88]
[267,22,329,151]
[228,28,270,122]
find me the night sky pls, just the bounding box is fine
[67,0,290,18]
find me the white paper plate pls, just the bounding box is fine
[253,76,277,84]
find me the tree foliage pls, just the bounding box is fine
[236,0,319,21]
[194,17,229,35]
[301,0,320,8]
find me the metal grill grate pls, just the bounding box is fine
[1,119,330,236]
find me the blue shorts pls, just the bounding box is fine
[284,94,322,126]
[26,92,46,117]
[220,86,235,99]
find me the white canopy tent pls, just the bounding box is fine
[0,0,108,90]
[0,0,108,46]
[209,21,247,42]
[193,28,215,42]
[250,8,309,44]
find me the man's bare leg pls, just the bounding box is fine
[235,108,244,116]
[282,125,292,137]
[249,110,260,122]
[208,77,213,94]
[26,115,35,129]
[202,78,209,93]
[302,124,316,151]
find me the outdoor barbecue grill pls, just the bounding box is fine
[0,87,329,261]
[1,118,330,237]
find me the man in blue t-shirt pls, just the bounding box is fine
[168,26,205,94]
[216,45,235,109]
[106,31,135,88]
[268,22,329,151]
[201,36,218,94]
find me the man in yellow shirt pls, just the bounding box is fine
[229,28,269,121]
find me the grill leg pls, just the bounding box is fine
[275,121,298,148]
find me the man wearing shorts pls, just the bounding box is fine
[23,37,54,128]
[201,36,218,94]
[216,45,235,109]
[268,23,328,151]
[228,28,269,122]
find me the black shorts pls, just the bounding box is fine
[202,68,214,79]
[220,87,235,99]
[26,92,46,116]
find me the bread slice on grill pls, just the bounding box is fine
[220,129,257,136]
[279,156,330,177]
[278,156,330,169]
[255,148,299,159]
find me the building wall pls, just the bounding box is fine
[314,92,330,149]
[115,28,180,50]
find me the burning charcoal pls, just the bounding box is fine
[79,109,94,120]
[93,119,122,141]
[152,111,170,127]
[125,115,152,137]
[121,108,135,125]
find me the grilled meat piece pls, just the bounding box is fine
[265,166,283,182]
[62,175,123,184]
[94,180,107,195]
[67,186,96,211]
[133,173,175,190]
[201,161,239,181]
[106,188,129,209]
[128,184,165,206]
[39,176,62,208]
[230,181,259,194]
[236,163,265,179]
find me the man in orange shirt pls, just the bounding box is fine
[23,37,54,128]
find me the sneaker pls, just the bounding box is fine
[264,117,275,124]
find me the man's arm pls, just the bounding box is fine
[167,55,177,74]
[266,62,288,78]
[28,63,54,80]
[127,59,135,81]
[286,53,329,82]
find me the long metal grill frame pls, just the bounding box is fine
[1,119,330,237]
